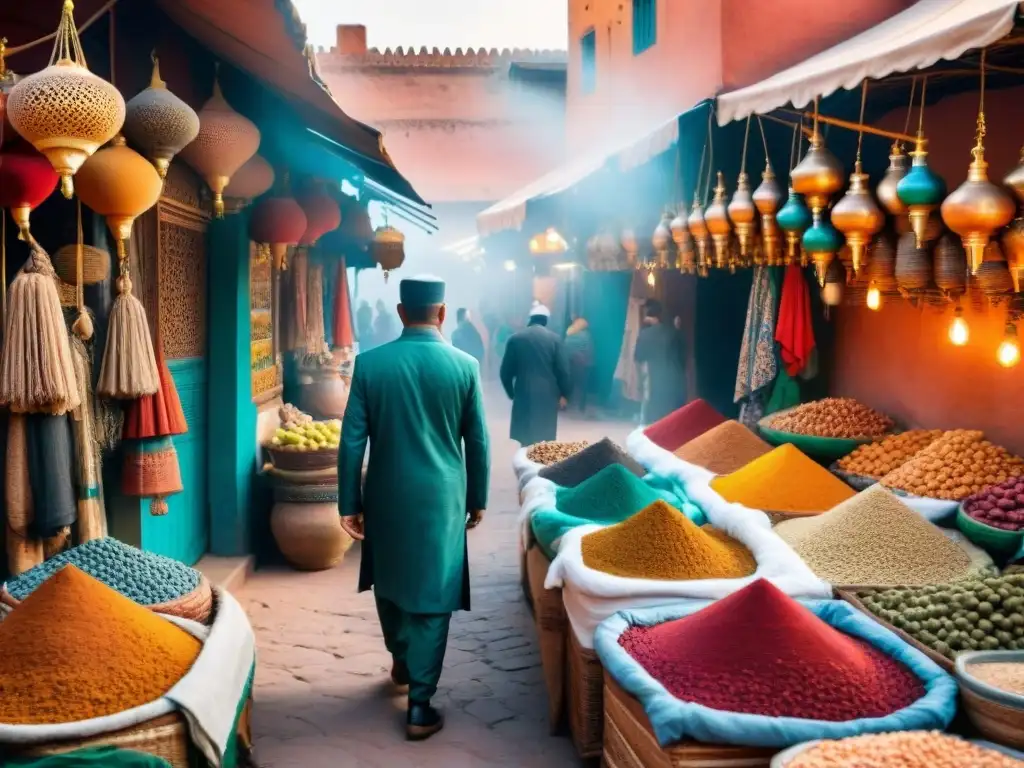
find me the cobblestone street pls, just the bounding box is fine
[244,386,633,766]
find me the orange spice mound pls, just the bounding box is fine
[0,565,202,725]
[581,500,756,580]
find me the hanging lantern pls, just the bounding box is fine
[652,213,671,261]
[250,195,307,271]
[178,69,260,217]
[822,259,846,307]
[0,142,59,240]
[687,200,710,273]
[223,154,274,205]
[976,241,1015,303]
[934,234,968,300]
[0,39,22,147]
[372,225,406,281]
[753,162,783,266]
[832,160,884,276]
[803,210,843,286]
[621,228,638,268]
[298,185,342,247]
[75,136,162,244]
[876,143,909,216]
[728,171,757,259]
[896,136,945,248]
[790,126,844,213]
[669,207,693,272]
[1002,151,1024,293]
[7,3,125,198]
[705,172,732,269]
[123,56,200,180]
[777,189,812,266]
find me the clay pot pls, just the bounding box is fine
[299,366,349,419]
[270,501,352,571]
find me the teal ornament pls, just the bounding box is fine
[776,189,812,265]
[802,210,843,286]
[896,146,946,247]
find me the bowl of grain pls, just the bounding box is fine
[957,651,1024,749]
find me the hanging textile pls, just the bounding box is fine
[25,413,77,542]
[70,334,107,542]
[5,415,43,575]
[305,262,327,354]
[614,296,644,403]
[332,258,355,350]
[775,264,816,377]
[289,249,308,352]
[734,266,779,403]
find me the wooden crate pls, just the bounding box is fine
[527,545,566,733]
[568,626,605,758]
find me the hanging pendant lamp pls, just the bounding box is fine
[1002,149,1024,293]
[250,195,307,271]
[753,161,784,266]
[832,161,884,276]
[372,224,406,282]
[0,141,59,240]
[877,143,909,216]
[652,213,671,261]
[297,184,342,247]
[75,135,162,243]
[224,153,274,205]
[803,209,844,286]
[728,171,756,260]
[178,66,260,217]
[777,189,812,266]
[896,135,945,249]
[7,1,125,198]
[687,200,710,275]
[0,39,22,147]
[669,207,694,274]
[705,172,732,269]
[790,124,844,214]
[123,56,199,180]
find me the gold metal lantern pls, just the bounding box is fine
[876,143,909,216]
[753,162,784,266]
[124,56,199,180]
[7,1,125,198]
[178,69,260,217]
[1002,148,1024,293]
[652,213,672,267]
[790,126,844,214]
[371,225,406,282]
[728,171,757,260]
[832,160,884,276]
[687,201,710,274]
[705,172,732,269]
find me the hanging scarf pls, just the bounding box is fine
[614,296,644,403]
[734,266,778,402]
[775,264,816,377]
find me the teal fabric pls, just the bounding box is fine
[581,271,632,403]
[594,598,957,749]
[376,593,452,702]
[6,747,171,767]
[339,327,490,614]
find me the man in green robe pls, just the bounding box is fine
[338,275,490,741]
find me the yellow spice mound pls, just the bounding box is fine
[710,443,855,515]
[581,500,756,580]
[0,565,202,725]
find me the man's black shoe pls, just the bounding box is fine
[406,701,444,741]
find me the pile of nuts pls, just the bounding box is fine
[526,440,589,466]
[788,732,1022,768]
[837,429,944,479]
[768,398,893,439]
[880,429,1024,500]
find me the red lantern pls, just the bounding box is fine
[297,186,341,247]
[0,142,59,239]
[250,195,306,270]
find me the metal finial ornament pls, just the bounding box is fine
[877,142,909,216]
[753,161,783,266]
[687,200,710,273]
[833,160,884,276]
[705,172,731,269]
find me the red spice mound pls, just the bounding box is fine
[619,579,924,721]
[644,399,726,452]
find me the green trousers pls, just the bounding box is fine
[375,593,452,703]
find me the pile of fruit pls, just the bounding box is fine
[836,429,944,479]
[768,398,893,439]
[270,404,341,453]
[964,476,1024,531]
[880,429,1024,501]
[856,573,1024,659]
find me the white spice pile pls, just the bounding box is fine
[776,485,972,586]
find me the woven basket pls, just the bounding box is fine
[568,628,604,758]
[934,234,967,298]
[0,574,214,625]
[268,447,337,472]
[895,231,932,294]
[977,242,1014,302]
[867,233,898,293]
[53,244,112,286]
[527,545,566,734]
[603,676,775,768]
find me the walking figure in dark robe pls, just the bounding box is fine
[634,299,687,424]
[451,307,485,365]
[339,275,490,741]
[500,302,571,445]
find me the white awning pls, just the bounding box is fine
[717,0,1021,125]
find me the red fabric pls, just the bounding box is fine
[775,264,816,376]
[332,258,354,349]
[122,336,188,439]
[620,580,923,721]
[643,399,726,452]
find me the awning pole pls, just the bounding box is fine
[779,109,916,145]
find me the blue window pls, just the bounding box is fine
[580,29,596,95]
[633,0,656,55]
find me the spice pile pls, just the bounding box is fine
[964,476,1024,531]
[837,429,945,479]
[966,661,1024,695]
[768,398,894,439]
[581,500,755,580]
[880,430,1024,501]
[643,398,725,452]
[619,579,924,720]
[0,565,201,724]
[856,574,1024,659]
[710,444,855,516]
[788,732,1021,768]
[527,440,589,466]
[538,437,645,488]
[673,420,771,475]
[775,486,973,587]
[5,537,201,604]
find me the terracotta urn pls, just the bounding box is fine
[299,366,349,419]
[271,501,353,571]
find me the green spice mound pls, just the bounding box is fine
[6,537,202,604]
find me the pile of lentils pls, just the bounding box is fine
[580,500,755,581]
[788,732,1022,768]
[857,573,1024,659]
[5,537,202,605]
[673,420,772,475]
[538,437,644,488]
[837,429,945,479]
[775,486,972,587]
[964,475,1024,531]
[966,660,1024,696]
[643,398,725,452]
[768,397,893,439]
[526,440,589,466]
[880,429,1024,501]
[620,579,924,721]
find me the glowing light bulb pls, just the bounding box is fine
[998,323,1020,368]
[948,310,969,346]
[646,270,656,288]
[866,286,881,311]
[503,260,517,272]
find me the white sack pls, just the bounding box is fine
[512,446,545,491]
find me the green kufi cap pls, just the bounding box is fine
[399,274,446,307]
